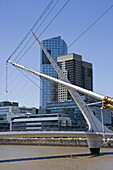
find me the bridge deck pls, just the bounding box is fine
[0,131,113,139]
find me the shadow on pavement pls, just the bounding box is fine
[0,152,113,163]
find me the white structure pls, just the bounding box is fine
[6,32,113,154]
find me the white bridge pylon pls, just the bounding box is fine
[7,60,112,134]
[6,32,113,154]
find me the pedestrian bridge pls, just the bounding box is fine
[5,33,113,154]
[0,131,113,139]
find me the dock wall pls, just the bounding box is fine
[0,138,113,147]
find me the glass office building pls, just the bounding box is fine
[40,36,68,108]
[46,100,87,131]
[46,98,112,131]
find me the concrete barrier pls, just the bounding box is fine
[0,138,87,146]
[0,138,113,147]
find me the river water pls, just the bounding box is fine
[0,145,113,170]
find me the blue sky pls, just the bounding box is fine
[0,0,113,107]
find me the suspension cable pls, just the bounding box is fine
[14,0,60,63]
[14,66,52,100]
[16,0,70,63]
[68,4,113,48]
[7,0,55,61]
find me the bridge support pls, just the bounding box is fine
[87,134,102,154]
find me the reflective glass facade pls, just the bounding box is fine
[40,36,68,108]
[46,99,112,131]
[47,101,87,131]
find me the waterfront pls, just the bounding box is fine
[0,145,113,170]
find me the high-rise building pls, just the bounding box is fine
[40,36,68,108]
[57,53,93,102]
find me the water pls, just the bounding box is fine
[0,145,113,170]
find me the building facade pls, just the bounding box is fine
[0,101,19,131]
[0,101,37,131]
[12,113,72,131]
[40,36,68,108]
[46,98,112,131]
[46,100,87,131]
[57,53,93,102]
[0,100,112,132]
